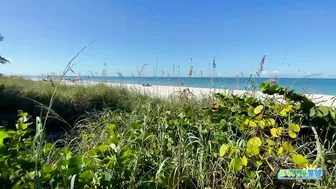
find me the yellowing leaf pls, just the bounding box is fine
[254,105,264,114]
[266,139,277,146]
[247,137,262,147]
[292,154,309,168]
[256,161,263,167]
[246,145,260,156]
[258,120,266,129]
[228,146,238,158]
[279,109,287,117]
[270,128,278,137]
[265,147,276,156]
[244,119,249,125]
[231,158,243,171]
[255,114,263,120]
[289,123,300,132]
[288,130,297,138]
[277,127,284,135]
[277,147,284,155]
[274,103,280,111]
[266,118,276,127]
[284,104,293,112]
[283,142,294,153]
[219,144,230,157]
[241,156,248,166]
[249,120,257,128]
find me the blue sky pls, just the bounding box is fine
[0,0,335,77]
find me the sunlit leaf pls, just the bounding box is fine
[289,123,300,132]
[241,156,248,166]
[0,130,9,147]
[309,108,316,117]
[292,154,309,168]
[288,130,297,138]
[258,120,265,129]
[247,145,260,156]
[254,105,264,114]
[319,106,330,116]
[244,119,249,125]
[219,144,230,157]
[231,158,243,171]
[247,137,262,147]
[331,111,336,120]
[249,120,257,128]
[228,146,238,158]
[266,118,276,127]
[95,144,109,153]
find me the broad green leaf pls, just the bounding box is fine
[309,108,316,117]
[249,120,257,128]
[219,144,230,157]
[283,142,294,153]
[231,158,243,171]
[247,137,262,147]
[0,130,9,147]
[331,111,336,120]
[68,156,91,168]
[246,145,260,156]
[241,156,248,166]
[288,130,297,138]
[96,144,109,152]
[16,121,28,130]
[319,106,330,116]
[292,154,309,168]
[254,105,264,114]
[79,170,94,182]
[122,150,134,157]
[289,123,300,132]
[248,107,256,117]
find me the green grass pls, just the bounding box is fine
[0,76,336,188]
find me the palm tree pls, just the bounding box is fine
[0,34,10,64]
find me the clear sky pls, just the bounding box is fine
[0,0,335,77]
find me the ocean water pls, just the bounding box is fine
[32,76,336,95]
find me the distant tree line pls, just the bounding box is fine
[0,33,10,64]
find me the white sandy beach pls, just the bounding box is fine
[57,80,336,107]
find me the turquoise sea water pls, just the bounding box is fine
[33,76,336,95]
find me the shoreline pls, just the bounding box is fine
[56,80,336,107]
